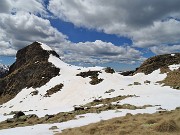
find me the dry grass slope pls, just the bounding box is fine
[58,108,180,135]
[160,68,180,89]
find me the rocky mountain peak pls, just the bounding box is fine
[0,41,60,104]
[9,41,60,74]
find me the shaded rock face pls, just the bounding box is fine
[135,53,180,75]
[0,42,60,104]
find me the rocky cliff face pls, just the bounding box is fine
[0,42,60,104]
[135,53,180,75]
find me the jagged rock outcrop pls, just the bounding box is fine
[135,53,180,75]
[0,42,60,104]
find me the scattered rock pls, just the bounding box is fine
[13,111,25,119]
[93,99,102,102]
[44,114,54,121]
[74,106,85,111]
[30,90,39,96]
[27,114,38,119]
[49,126,58,130]
[104,67,115,74]
[144,80,151,84]
[120,70,136,76]
[134,82,141,85]
[9,105,13,108]
[76,71,100,78]
[105,89,115,93]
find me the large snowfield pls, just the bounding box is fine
[0,43,180,135]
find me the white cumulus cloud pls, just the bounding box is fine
[54,40,145,64]
[48,0,180,49]
[0,12,67,54]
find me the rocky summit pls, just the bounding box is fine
[0,42,60,104]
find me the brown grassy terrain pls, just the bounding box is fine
[58,108,180,135]
[160,68,180,89]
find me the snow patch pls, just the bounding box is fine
[169,64,180,71]
[37,41,52,51]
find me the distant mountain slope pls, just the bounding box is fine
[0,41,60,104]
[0,64,9,78]
[135,53,180,74]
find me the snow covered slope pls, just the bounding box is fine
[0,42,179,135]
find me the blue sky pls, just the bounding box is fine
[0,0,180,70]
